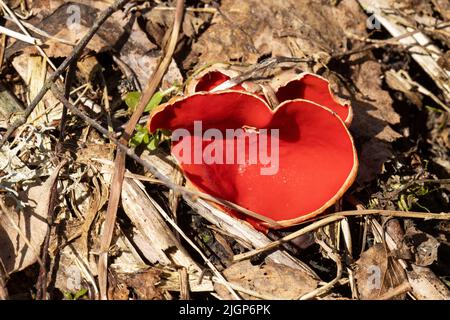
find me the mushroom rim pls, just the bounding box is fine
[271,71,354,127]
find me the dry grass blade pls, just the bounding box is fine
[0,25,41,45]
[98,0,185,300]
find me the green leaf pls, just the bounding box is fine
[125,90,167,114]
[125,91,141,112]
[145,91,164,113]
[73,288,88,300]
[147,135,159,151]
[63,292,74,300]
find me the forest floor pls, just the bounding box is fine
[0,0,449,300]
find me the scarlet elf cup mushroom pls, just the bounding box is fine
[148,65,358,230]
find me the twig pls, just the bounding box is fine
[211,56,311,92]
[0,0,130,147]
[97,0,185,300]
[211,277,281,300]
[375,282,411,300]
[233,209,450,262]
[36,159,67,300]
[153,6,217,14]
[0,33,5,70]
[333,29,423,60]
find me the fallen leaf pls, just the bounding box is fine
[353,244,408,300]
[214,260,318,299]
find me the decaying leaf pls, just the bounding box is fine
[0,160,63,274]
[108,268,164,300]
[353,244,408,300]
[403,225,440,267]
[214,260,318,300]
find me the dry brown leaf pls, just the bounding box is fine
[109,268,164,300]
[214,260,318,300]
[354,244,408,300]
[6,2,182,90]
[0,162,64,274]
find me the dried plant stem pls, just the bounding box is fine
[98,0,185,300]
[2,15,77,46]
[0,0,58,73]
[0,25,41,45]
[233,210,450,262]
[0,0,130,147]
[375,282,411,300]
[0,33,5,69]
[211,277,280,300]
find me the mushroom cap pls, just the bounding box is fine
[149,89,358,229]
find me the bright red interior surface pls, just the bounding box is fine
[150,92,356,226]
[276,74,350,123]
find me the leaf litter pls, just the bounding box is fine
[0,0,449,300]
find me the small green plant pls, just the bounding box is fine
[125,87,177,150]
[130,124,161,151]
[64,288,88,300]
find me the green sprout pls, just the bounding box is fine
[64,288,88,300]
[125,87,177,150]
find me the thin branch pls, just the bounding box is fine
[233,209,450,262]
[0,0,130,147]
[375,282,411,300]
[0,33,5,70]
